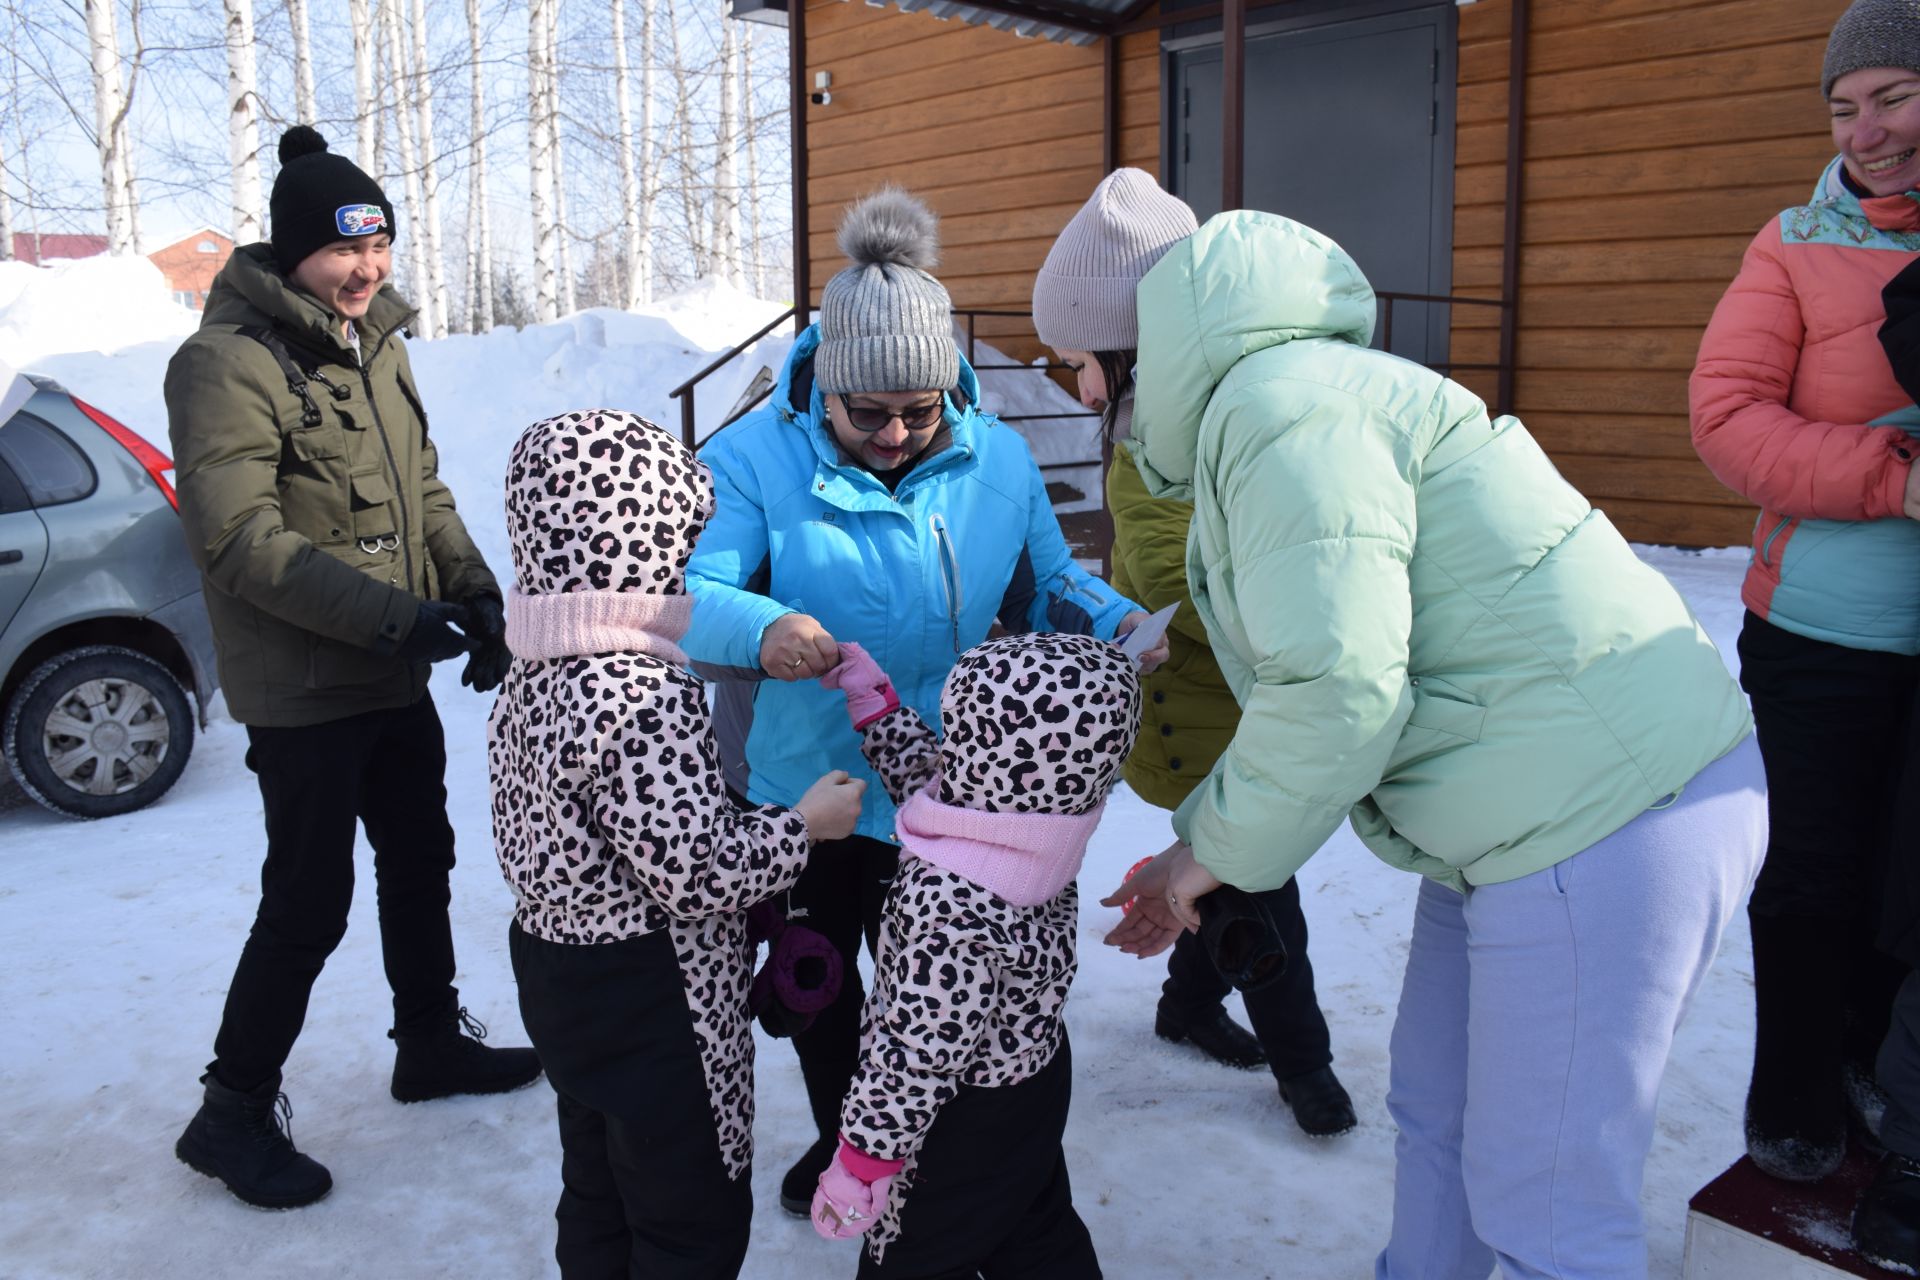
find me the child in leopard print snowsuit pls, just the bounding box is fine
[810,631,1142,1279]
[488,409,863,1280]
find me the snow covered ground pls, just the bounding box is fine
[0,261,1763,1279]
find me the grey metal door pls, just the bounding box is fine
[1169,3,1456,363]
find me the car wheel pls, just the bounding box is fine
[4,644,196,819]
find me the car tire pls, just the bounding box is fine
[4,644,196,819]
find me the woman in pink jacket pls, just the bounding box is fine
[1690,0,1920,1185]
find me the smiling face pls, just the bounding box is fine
[1831,67,1920,197]
[825,389,946,473]
[289,234,393,333]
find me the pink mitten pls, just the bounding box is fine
[810,1140,902,1241]
[820,641,900,730]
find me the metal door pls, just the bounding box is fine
[1169,3,1456,363]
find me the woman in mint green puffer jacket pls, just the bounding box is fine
[1101,207,1767,1277]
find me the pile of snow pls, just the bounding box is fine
[0,256,199,368]
[0,261,1765,1279]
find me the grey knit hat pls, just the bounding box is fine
[1824,0,1920,97]
[1031,168,1198,352]
[815,188,959,395]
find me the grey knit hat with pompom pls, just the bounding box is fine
[1824,0,1920,98]
[815,187,959,395]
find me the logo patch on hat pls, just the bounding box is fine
[335,203,387,237]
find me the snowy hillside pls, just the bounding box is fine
[0,259,1763,1279]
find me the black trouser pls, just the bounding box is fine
[1882,973,1920,1163]
[858,1038,1099,1280]
[1739,614,1917,1069]
[787,833,901,1141]
[510,923,752,1280]
[1161,875,1333,1082]
[211,693,459,1091]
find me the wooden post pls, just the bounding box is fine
[1222,0,1245,210]
[1497,0,1526,418]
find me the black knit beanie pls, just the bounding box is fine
[269,126,398,274]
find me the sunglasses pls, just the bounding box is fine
[837,395,944,434]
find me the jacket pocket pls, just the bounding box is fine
[286,423,346,463]
[1404,675,1486,742]
[349,468,396,542]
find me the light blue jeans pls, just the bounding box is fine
[1375,736,1766,1280]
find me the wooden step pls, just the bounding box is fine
[1684,1147,1897,1279]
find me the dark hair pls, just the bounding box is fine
[1094,349,1135,438]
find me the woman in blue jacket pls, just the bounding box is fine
[683,188,1161,1213]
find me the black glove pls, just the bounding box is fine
[460,593,511,692]
[396,598,475,664]
[1884,256,1920,405]
[1198,884,1289,993]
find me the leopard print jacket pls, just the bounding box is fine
[839,703,1080,1255]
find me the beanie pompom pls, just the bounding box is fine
[837,187,940,272]
[278,125,330,165]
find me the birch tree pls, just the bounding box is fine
[380,0,435,333]
[713,17,740,287]
[350,0,376,170]
[465,0,493,331]
[527,0,558,322]
[407,0,448,336]
[612,0,640,310]
[223,0,263,244]
[0,134,12,262]
[289,0,316,124]
[636,0,656,304]
[85,0,134,254]
[743,28,762,297]
[665,0,703,277]
[548,0,574,315]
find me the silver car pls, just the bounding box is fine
[0,371,217,818]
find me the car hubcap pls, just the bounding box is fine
[42,677,169,796]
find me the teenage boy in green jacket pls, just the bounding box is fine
[165,128,536,1210]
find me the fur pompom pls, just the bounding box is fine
[278,125,329,164]
[836,186,940,272]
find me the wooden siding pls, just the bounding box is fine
[1453,0,1850,547]
[801,0,1159,367]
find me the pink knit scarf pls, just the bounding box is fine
[893,781,1106,907]
[505,588,692,665]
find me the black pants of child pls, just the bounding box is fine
[787,833,902,1139]
[509,923,751,1280]
[210,693,460,1091]
[1162,875,1333,1080]
[859,1037,1099,1280]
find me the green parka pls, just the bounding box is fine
[1130,212,1752,893]
[1106,438,1239,809]
[164,244,497,727]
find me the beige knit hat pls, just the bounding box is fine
[1031,168,1198,352]
[1823,0,1920,98]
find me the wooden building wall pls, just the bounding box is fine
[1450,0,1849,547]
[801,0,1159,368]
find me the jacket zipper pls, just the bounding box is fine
[357,318,418,595]
[930,513,963,653]
[1756,514,1797,571]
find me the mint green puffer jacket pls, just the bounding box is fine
[1131,212,1752,892]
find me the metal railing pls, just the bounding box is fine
[665,295,1513,573]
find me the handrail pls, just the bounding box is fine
[668,305,796,447]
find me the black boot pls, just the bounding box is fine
[1853,1153,1920,1275]
[1746,913,1849,1182]
[1155,999,1268,1070]
[175,1070,333,1209]
[389,1006,543,1103]
[779,1134,837,1217]
[1278,1065,1357,1138]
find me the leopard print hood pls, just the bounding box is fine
[937,631,1142,815]
[505,409,715,598]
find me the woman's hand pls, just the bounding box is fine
[1116,610,1171,674]
[1099,840,1222,957]
[761,613,841,681]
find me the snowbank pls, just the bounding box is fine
[0,256,199,368]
